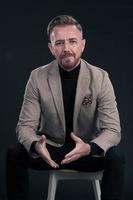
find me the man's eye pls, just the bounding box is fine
[70,40,77,44]
[55,41,63,46]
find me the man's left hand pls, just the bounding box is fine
[61,132,91,165]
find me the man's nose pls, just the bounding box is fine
[63,41,70,51]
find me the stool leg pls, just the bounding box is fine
[92,180,101,200]
[47,172,58,200]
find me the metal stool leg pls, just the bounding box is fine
[92,179,101,200]
[47,172,58,200]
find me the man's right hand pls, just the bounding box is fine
[35,135,59,168]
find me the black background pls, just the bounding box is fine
[0,1,133,199]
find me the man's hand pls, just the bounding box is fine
[61,132,91,165]
[35,135,59,168]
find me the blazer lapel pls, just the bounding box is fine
[48,61,65,132]
[73,60,91,130]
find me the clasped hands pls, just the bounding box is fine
[35,132,91,168]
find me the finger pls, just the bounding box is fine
[61,154,80,164]
[64,148,79,159]
[44,155,59,168]
[40,146,53,161]
[71,132,82,143]
[40,148,59,168]
[38,135,46,145]
[47,159,59,168]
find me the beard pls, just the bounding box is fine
[59,53,81,70]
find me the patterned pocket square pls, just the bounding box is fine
[82,95,94,105]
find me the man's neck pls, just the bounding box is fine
[61,65,77,72]
[60,61,81,72]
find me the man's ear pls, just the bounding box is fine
[48,42,54,56]
[81,39,86,53]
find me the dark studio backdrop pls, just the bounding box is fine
[0,1,133,199]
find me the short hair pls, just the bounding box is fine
[47,15,83,41]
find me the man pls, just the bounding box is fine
[6,15,125,200]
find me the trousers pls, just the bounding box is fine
[6,143,125,200]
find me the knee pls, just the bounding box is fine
[104,146,125,168]
[6,143,28,163]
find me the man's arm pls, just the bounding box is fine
[16,70,59,168]
[91,71,121,152]
[16,70,41,152]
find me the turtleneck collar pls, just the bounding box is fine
[59,63,81,79]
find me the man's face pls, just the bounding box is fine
[48,25,86,70]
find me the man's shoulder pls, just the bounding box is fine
[32,60,56,73]
[30,60,57,79]
[81,59,108,82]
[82,59,107,74]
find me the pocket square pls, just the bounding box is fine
[82,95,93,105]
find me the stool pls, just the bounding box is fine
[47,170,103,200]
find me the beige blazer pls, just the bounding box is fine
[16,59,121,153]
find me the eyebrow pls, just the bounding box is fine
[55,38,78,42]
[69,38,78,41]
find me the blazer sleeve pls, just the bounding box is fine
[16,70,41,152]
[91,72,121,153]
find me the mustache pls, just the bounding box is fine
[60,52,74,59]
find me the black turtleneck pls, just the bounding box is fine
[59,64,80,144]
